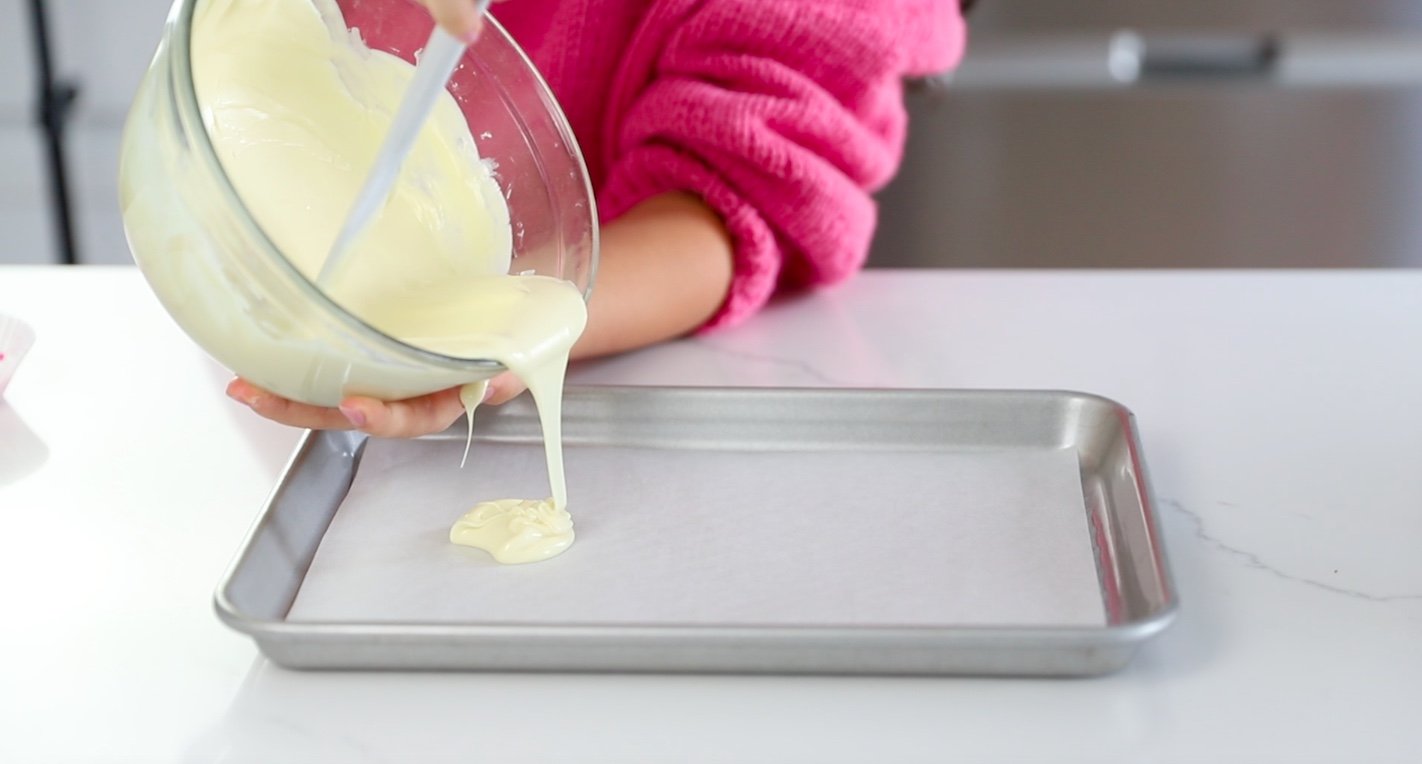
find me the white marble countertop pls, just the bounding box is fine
[1,265,1419,763]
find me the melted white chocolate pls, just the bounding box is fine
[457,380,488,469]
[191,0,586,564]
[450,498,574,564]
[192,0,512,302]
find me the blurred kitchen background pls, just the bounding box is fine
[4,0,1422,268]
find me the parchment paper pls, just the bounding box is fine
[287,439,1106,627]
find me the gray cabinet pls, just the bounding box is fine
[870,1,1422,268]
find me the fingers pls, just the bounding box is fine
[423,0,484,43]
[227,378,354,430]
[228,374,528,439]
[339,387,468,438]
[484,371,528,405]
[229,378,460,437]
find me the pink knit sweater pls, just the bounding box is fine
[350,0,966,329]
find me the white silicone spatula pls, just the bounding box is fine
[317,1,492,287]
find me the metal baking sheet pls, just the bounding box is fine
[215,386,1177,676]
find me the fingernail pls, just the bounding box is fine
[481,383,496,403]
[339,403,367,428]
[458,20,482,45]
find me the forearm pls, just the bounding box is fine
[571,192,734,360]
[231,192,735,422]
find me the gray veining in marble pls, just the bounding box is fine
[1162,498,1422,604]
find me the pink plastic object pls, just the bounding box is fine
[0,314,35,398]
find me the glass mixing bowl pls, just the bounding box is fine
[119,0,597,407]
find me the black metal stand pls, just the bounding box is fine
[26,0,81,265]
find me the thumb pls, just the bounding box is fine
[422,0,484,43]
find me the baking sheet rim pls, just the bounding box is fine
[212,385,1179,672]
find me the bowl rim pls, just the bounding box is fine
[169,0,598,374]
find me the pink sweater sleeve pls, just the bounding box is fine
[597,0,966,331]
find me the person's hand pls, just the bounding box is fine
[226,191,735,437]
[226,373,527,437]
[419,0,500,43]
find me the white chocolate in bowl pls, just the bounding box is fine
[185,0,586,563]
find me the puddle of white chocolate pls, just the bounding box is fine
[192,0,585,564]
[449,498,575,564]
